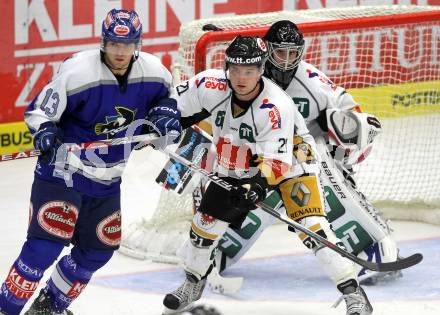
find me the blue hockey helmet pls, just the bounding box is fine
[101,9,142,50]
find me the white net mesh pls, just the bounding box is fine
[120,5,440,261]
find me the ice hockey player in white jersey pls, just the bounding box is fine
[0,9,180,315]
[162,35,372,315]
[214,20,400,291]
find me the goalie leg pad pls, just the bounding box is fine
[179,212,229,280]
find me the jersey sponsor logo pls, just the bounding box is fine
[259,99,281,129]
[306,69,337,91]
[94,106,137,139]
[67,281,87,299]
[113,25,130,36]
[17,259,42,278]
[292,97,310,119]
[215,111,226,128]
[195,77,206,88]
[195,77,227,91]
[216,137,251,171]
[37,201,79,239]
[96,210,121,246]
[239,123,255,142]
[5,266,39,299]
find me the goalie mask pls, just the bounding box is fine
[101,9,143,57]
[263,20,305,90]
[327,108,382,166]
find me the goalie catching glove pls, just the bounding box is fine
[230,171,269,211]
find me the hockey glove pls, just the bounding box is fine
[231,174,269,211]
[146,98,182,149]
[33,121,63,164]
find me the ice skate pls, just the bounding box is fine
[163,272,206,314]
[24,289,73,315]
[334,284,373,315]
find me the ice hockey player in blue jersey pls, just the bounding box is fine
[0,9,180,315]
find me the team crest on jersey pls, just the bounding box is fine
[197,213,216,230]
[260,99,281,129]
[95,106,137,139]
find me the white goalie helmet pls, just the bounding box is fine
[326,108,382,166]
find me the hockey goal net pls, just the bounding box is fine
[120,5,440,261]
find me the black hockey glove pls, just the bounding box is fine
[230,173,269,211]
[32,121,63,165]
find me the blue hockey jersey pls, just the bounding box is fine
[25,49,172,197]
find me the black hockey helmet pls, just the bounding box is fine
[224,35,269,71]
[263,20,305,90]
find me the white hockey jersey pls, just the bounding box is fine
[284,60,357,136]
[174,69,307,182]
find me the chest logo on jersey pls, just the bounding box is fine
[196,77,227,91]
[215,111,226,128]
[306,69,337,91]
[259,99,281,130]
[95,106,137,138]
[239,123,255,142]
[292,97,310,119]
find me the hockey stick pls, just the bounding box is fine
[162,147,423,273]
[0,134,158,163]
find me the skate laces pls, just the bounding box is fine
[332,287,370,314]
[172,278,205,303]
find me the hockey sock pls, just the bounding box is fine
[0,238,63,315]
[44,247,113,312]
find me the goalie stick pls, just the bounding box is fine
[0,133,158,163]
[161,147,423,273]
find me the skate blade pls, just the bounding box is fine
[162,303,194,315]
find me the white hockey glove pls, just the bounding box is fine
[326,108,381,166]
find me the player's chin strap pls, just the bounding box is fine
[159,146,423,273]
